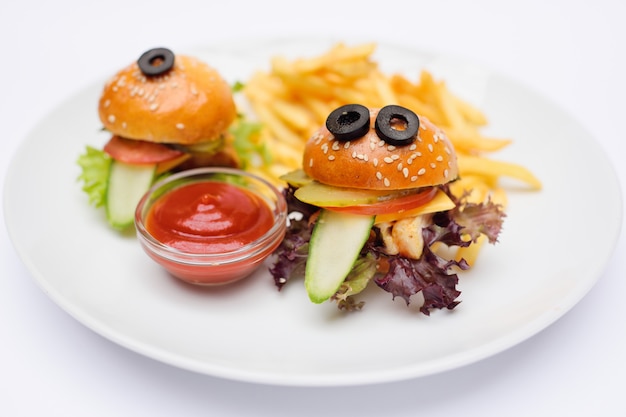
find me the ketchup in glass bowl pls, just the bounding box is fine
[135,168,287,285]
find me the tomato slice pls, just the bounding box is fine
[103,135,185,164]
[324,188,438,216]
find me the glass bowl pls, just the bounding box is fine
[135,167,287,285]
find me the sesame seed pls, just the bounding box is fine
[369,142,376,151]
[108,114,116,123]
[309,158,313,167]
[352,151,357,158]
[397,162,403,171]
[430,163,436,169]
[373,158,379,167]
[378,140,385,147]
[103,99,111,108]
[410,176,418,182]
[321,143,329,154]
[356,153,365,160]
[122,122,127,129]
[444,147,451,154]
[384,178,390,187]
[328,155,335,161]
[433,134,439,143]
[417,168,426,175]
[444,169,449,178]
[391,154,400,160]
[407,158,413,165]
[402,167,409,178]
[387,145,396,151]
[376,172,383,180]
[409,144,417,151]
[383,157,393,164]
[332,141,340,151]
[176,123,185,130]
[150,103,159,111]
[428,144,434,152]
[436,155,444,162]
[363,154,369,162]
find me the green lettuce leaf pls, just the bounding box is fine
[76,146,111,207]
[230,117,272,169]
[331,252,378,311]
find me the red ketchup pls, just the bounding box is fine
[145,181,274,254]
[139,179,282,285]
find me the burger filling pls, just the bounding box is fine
[269,180,505,315]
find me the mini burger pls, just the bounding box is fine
[270,104,505,315]
[78,47,240,229]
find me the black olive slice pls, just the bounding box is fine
[325,104,370,141]
[137,47,175,77]
[375,105,419,146]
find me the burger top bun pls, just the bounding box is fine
[98,52,236,145]
[303,107,459,190]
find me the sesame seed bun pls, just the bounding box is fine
[98,54,236,145]
[303,108,459,190]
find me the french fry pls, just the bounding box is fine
[455,233,485,267]
[452,95,488,126]
[396,93,441,124]
[491,186,509,208]
[269,99,314,132]
[445,126,512,153]
[250,104,304,147]
[371,70,398,105]
[457,154,543,190]
[449,175,492,199]
[300,95,337,125]
[390,74,420,96]
[287,42,377,74]
[278,73,333,100]
[435,80,469,129]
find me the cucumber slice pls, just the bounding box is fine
[105,161,156,229]
[305,209,375,303]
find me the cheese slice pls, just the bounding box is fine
[374,189,455,224]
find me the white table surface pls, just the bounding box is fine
[1,1,624,416]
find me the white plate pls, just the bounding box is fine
[4,39,622,386]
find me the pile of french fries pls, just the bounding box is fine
[242,42,542,265]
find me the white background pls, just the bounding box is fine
[1,1,624,416]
